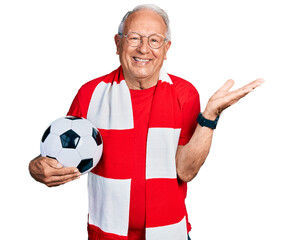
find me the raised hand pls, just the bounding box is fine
[203,78,265,119]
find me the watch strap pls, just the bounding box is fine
[197,112,220,129]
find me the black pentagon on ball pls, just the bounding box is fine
[92,128,102,146]
[65,116,82,120]
[41,126,51,143]
[60,129,80,148]
[77,158,93,173]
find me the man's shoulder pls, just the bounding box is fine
[79,67,121,94]
[168,73,199,100]
[80,74,107,93]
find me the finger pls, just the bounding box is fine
[44,157,63,169]
[49,173,81,184]
[241,78,265,91]
[42,157,80,178]
[249,78,265,90]
[44,168,81,186]
[228,78,264,99]
[215,79,235,94]
[224,85,255,105]
[49,166,80,177]
[46,174,81,187]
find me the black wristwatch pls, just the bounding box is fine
[197,112,220,129]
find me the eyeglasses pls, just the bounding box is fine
[118,32,168,49]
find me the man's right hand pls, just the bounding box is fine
[29,155,81,187]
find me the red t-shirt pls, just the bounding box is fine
[67,73,200,240]
[127,86,155,239]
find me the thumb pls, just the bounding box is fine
[44,157,63,169]
[216,79,235,93]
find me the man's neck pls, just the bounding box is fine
[125,80,157,90]
[125,76,158,90]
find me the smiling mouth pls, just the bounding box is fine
[133,57,151,62]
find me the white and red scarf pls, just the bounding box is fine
[86,66,188,240]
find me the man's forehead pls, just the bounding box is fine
[123,9,167,35]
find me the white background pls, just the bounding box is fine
[1,0,292,239]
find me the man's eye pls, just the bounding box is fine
[129,37,140,41]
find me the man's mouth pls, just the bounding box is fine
[133,57,151,62]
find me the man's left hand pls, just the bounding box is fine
[203,78,265,119]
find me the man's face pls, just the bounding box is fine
[115,9,171,87]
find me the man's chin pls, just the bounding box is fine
[132,69,153,80]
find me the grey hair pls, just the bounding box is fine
[118,4,171,40]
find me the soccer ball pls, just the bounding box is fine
[40,116,103,174]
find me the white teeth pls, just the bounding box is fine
[134,57,150,62]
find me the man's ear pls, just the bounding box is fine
[114,34,121,55]
[164,40,171,60]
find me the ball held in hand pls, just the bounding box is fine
[40,116,103,174]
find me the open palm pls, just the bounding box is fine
[205,78,265,118]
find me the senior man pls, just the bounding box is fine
[29,4,264,240]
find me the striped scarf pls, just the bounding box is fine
[86,66,188,240]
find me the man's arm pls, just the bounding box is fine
[29,155,81,187]
[176,78,264,182]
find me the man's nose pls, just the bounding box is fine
[137,36,150,53]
